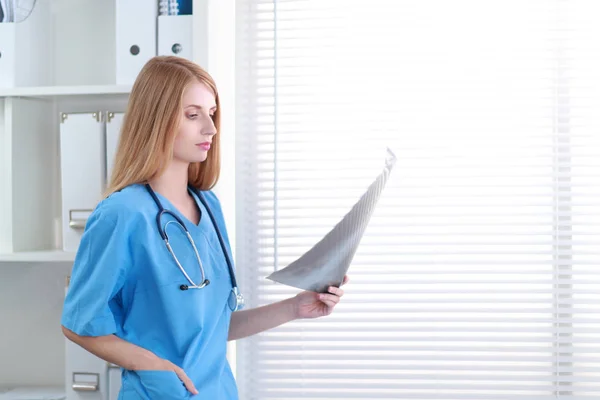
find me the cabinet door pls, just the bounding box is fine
[59,112,105,252]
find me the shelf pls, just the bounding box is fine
[0,85,132,99]
[0,386,65,399]
[0,251,75,263]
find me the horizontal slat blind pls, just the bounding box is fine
[235,1,600,399]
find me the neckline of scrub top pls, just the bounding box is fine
[149,185,204,229]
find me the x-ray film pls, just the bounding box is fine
[266,148,397,293]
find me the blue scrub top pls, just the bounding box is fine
[61,184,239,400]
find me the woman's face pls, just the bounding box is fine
[173,81,217,164]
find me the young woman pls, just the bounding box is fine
[61,56,348,400]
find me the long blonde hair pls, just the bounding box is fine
[105,56,221,197]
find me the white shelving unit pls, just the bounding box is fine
[0,0,237,394]
[0,1,133,393]
[0,85,132,99]
[0,250,76,263]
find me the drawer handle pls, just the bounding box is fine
[69,209,93,230]
[72,372,99,392]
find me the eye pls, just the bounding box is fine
[187,113,198,119]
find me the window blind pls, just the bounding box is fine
[234,1,600,399]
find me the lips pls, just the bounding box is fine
[197,142,211,151]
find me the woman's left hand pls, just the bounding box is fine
[293,275,349,319]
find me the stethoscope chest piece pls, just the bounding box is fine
[180,279,210,291]
[228,287,245,312]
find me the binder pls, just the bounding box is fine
[115,0,157,85]
[157,15,193,60]
[105,112,124,184]
[59,112,105,252]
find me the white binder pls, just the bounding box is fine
[115,0,158,85]
[158,15,193,60]
[105,112,124,184]
[59,112,105,252]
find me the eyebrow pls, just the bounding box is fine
[185,104,217,111]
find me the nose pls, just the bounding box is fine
[200,113,217,137]
[201,128,216,137]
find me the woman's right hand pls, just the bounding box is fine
[138,357,199,395]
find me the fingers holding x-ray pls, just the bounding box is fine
[319,293,341,308]
[327,285,344,297]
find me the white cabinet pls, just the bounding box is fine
[64,280,122,400]
[59,112,107,252]
[0,0,236,395]
[107,366,122,400]
[58,111,125,252]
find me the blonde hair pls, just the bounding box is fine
[105,56,221,197]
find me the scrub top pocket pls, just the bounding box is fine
[135,370,191,399]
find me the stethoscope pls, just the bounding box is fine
[144,183,245,312]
